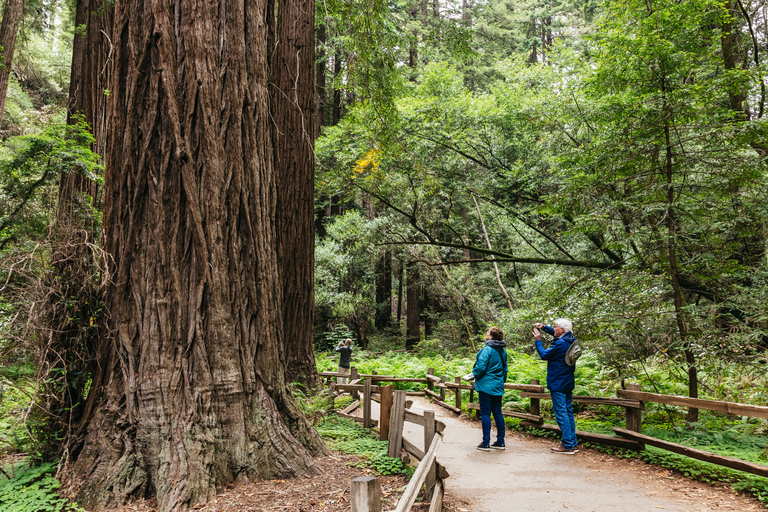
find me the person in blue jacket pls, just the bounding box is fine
[534,318,578,454]
[473,326,508,451]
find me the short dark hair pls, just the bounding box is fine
[488,326,503,340]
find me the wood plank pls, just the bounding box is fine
[428,480,443,512]
[336,410,379,426]
[616,390,768,419]
[454,377,462,411]
[519,422,642,450]
[443,382,475,390]
[613,428,768,478]
[521,392,642,409]
[424,410,436,501]
[335,384,381,393]
[368,377,429,383]
[404,409,426,427]
[341,399,360,415]
[425,390,461,414]
[388,390,407,458]
[351,476,382,512]
[425,374,442,384]
[505,383,546,392]
[466,403,542,423]
[363,380,373,428]
[393,434,443,512]
[379,385,393,442]
[406,391,426,396]
[402,437,425,461]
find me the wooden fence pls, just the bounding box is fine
[322,366,768,510]
[324,372,447,512]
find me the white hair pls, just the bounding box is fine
[555,318,573,332]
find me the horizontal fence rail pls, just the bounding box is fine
[323,364,768,510]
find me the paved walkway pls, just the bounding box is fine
[360,396,756,512]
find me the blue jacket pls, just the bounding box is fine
[473,340,508,396]
[535,326,576,393]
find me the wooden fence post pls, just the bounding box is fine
[439,376,446,401]
[351,367,360,400]
[427,368,434,393]
[371,369,378,387]
[363,379,372,428]
[455,377,462,411]
[388,390,407,458]
[530,379,541,422]
[351,476,382,512]
[380,385,394,441]
[625,383,644,450]
[326,382,336,414]
[423,410,436,502]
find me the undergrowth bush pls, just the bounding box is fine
[316,416,413,477]
[0,462,82,512]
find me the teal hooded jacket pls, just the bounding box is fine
[472,340,508,396]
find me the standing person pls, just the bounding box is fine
[533,318,579,454]
[335,339,353,384]
[473,326,508,451]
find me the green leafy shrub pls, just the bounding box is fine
[0,463,82,512]
[316,416,412,477]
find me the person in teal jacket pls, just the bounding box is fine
[473,326,508,451]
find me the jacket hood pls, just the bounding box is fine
[560,331,575,344]
[486,339,507,348]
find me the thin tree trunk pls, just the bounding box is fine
[315,22,326,137]
[375,249,392,330]
[66,1,324,510]
[0,0,23,127]
[406,259,420,350]
[661,83,698,423]
[396,250,404,331]
[472,195,513,314]
[272,0,320,389]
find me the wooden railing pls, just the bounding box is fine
[322,365,768,511]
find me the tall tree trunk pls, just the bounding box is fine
[272,0,320,389]
[375,249,392,330]
[406,260,420,350]
[65,1,324,510]
[661,81,698,423]
[40,0,113,463]
[396,249,403,331]
[0,0,24,126]
[332,53,342,124]
[721,0,748,118]
[315,22,327,138]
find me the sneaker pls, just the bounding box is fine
[490,441,505,450]
[476,442,490,451]
[551,443,576,454]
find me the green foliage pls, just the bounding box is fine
[0,462,83,512]
[316,416,412,477]
[0,118,103,249]
[0,375,33,454]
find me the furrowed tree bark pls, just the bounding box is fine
[66,1,324,510]
[0,0,24,126]
[272,0,321,390]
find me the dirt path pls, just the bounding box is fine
[370,396,764,512]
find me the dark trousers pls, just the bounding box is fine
[478,391,505,444]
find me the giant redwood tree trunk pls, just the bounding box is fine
[0,0,23,126]
[66,1,324,510]
[272,0,321,389]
